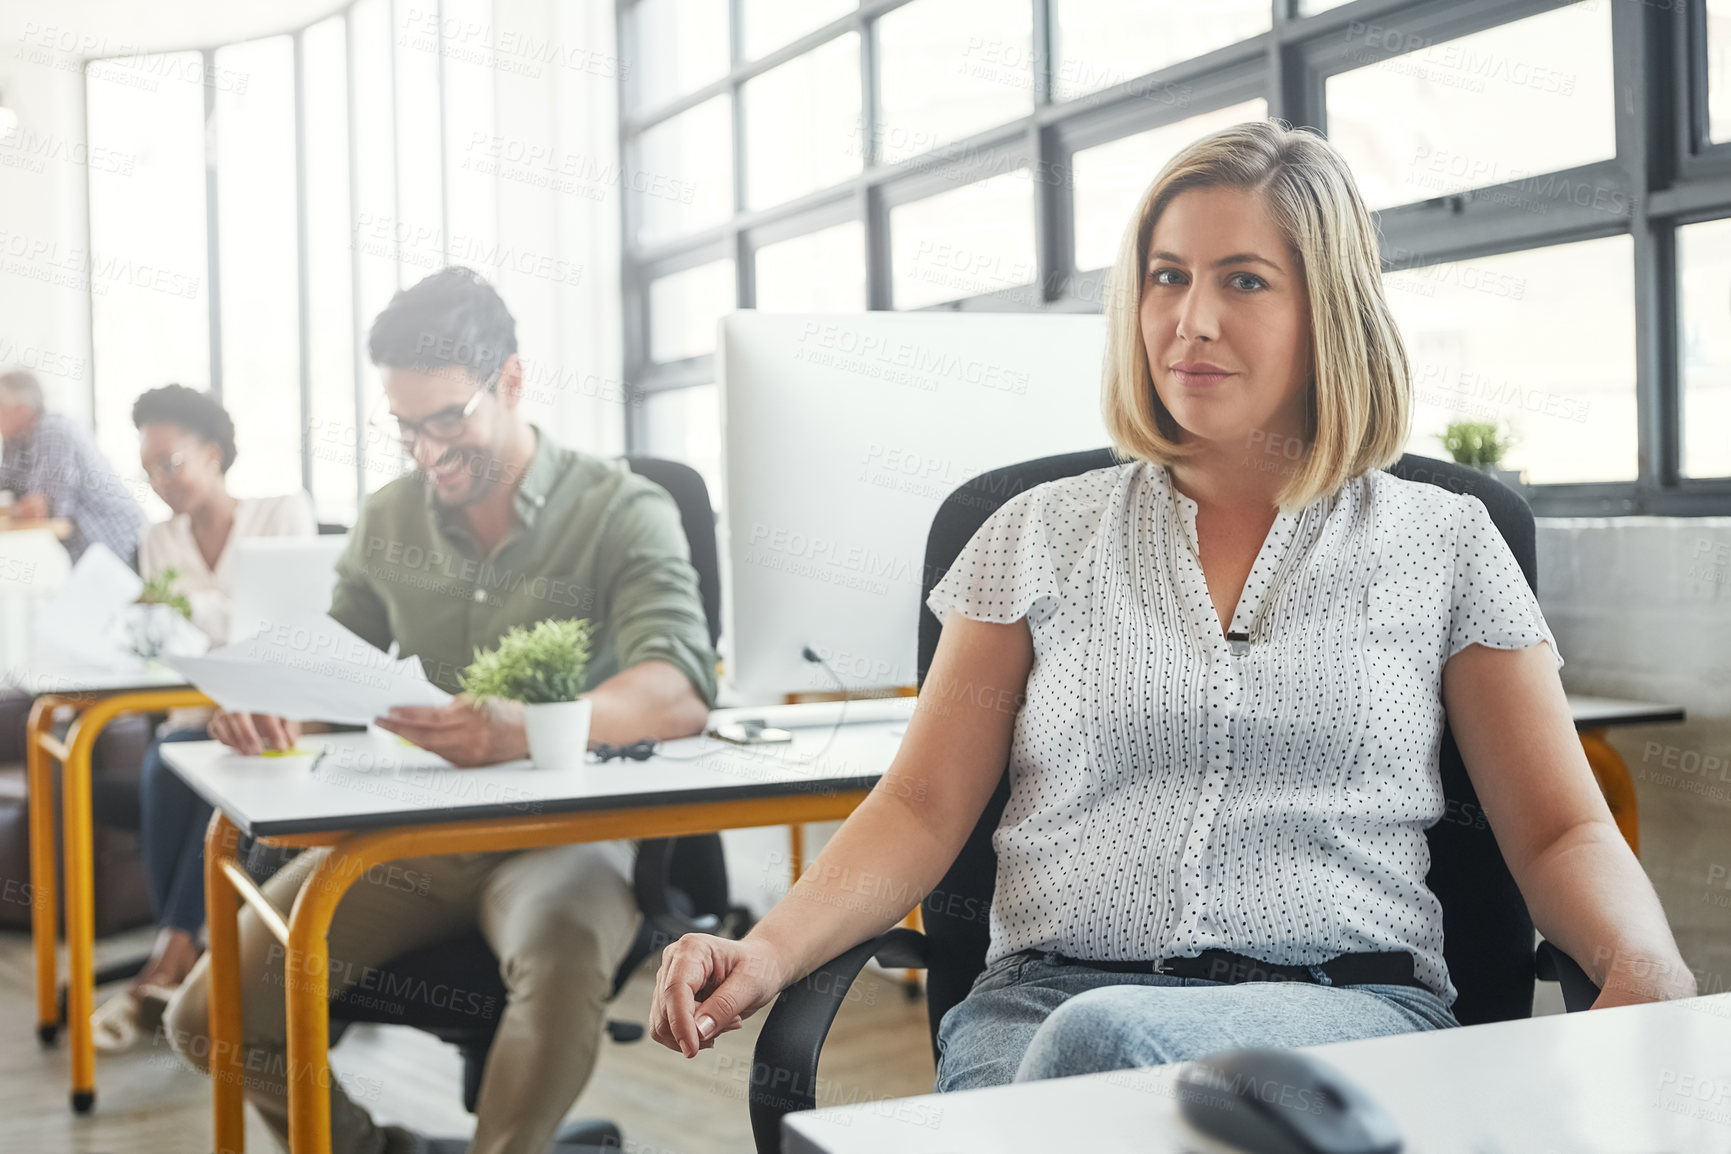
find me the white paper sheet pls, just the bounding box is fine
[30,542,145,667]
[163,611,452,725]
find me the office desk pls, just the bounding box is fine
[1567,692,1687,856]
[0,515,73,539]
[786,991,1731,1153]
[162,723,904,1154]
[15,668,206,1114]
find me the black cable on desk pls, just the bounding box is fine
[800,646,849,766]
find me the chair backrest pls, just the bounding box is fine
[913,449,1541,1044]
[625,456,722,649]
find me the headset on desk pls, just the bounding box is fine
[589,647,853,765]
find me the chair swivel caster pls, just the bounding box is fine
[604,1019,644,1043]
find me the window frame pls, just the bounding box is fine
[82,0,459,524]
[616,0,1731,516]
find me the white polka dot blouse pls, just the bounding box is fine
[924,459,1564,1007]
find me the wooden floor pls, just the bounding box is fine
[0,926,935,1154]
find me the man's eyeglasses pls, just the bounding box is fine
[371,372,498,448]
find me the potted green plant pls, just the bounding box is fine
[127,567,198,659]
[1440,420,1523,491]
[459,618,594,770]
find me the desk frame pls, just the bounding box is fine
[202,789,874,1154]
[25,686,213,1112]
[1580,728,1640,855]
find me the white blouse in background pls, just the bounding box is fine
[925,460,1563,1008]
[138,492,317,648]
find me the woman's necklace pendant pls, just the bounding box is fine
[1226,631,1252,656]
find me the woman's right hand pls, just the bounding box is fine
[651,933,792,1058]
[208,709,300,756]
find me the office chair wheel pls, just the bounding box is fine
[604,1019,644,1043]
[37,1022,58,1047]
[553,1119,622,1148]
[71,1089,95,1114]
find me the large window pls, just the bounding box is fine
[619,0,1731,516]
[84,0,618,524]
[85,53,210,494]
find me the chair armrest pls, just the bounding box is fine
[748,928,927,1154]
[1535,938,1602,1012]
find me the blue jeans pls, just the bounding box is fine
[139,727,294,936]
[139,727,214,935]
[935,950,1461,1091]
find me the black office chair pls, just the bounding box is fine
[327,456,745,1150]
[745,448,1604,1154]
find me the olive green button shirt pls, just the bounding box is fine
[327,426,717,707]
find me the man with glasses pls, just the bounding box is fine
[164,267,717,1154]
[0,369,147,565]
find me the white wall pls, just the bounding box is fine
[1538,517,1731,721]
[1538,516,1731,994]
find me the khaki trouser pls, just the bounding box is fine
[165,841,641,1154]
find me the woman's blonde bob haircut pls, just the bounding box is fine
[1102,119,1412,512]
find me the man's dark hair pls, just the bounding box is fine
[367,265,518,384]
[131,384,237,473]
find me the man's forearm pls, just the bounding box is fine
[1520,819,1695,998]
[582,659,709,746]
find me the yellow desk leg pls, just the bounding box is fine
[789,823,805,889]
[901,905,923,1000]
[55,688,214,1115]
[1580,727,1639,857]
[59,707,101,1114]
[206,812,248,1154]
[285,846,350,1154]
[26,696,63,1049]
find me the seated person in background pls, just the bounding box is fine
[165,266,716,1154]
[0,368,146,564]
[650,120,1696,1089]
[90,385,316,1048]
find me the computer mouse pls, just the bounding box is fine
[1175,1047,1403,1154]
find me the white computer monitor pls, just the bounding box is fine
[228,534,349,643]
[719,311,1109,699]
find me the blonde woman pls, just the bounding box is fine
[650,120,1694,1088]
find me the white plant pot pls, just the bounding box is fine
[522,698,592,770]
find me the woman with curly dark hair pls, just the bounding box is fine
[89,385,315,1049]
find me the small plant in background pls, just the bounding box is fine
[1441,420,1514,470]
[138,568,193,620]
[459,618,593,705]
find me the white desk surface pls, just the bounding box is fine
[1,659,189,697]
[786,992,1731,1154]
[160,721,903,838]
[1566,693,1686,729]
